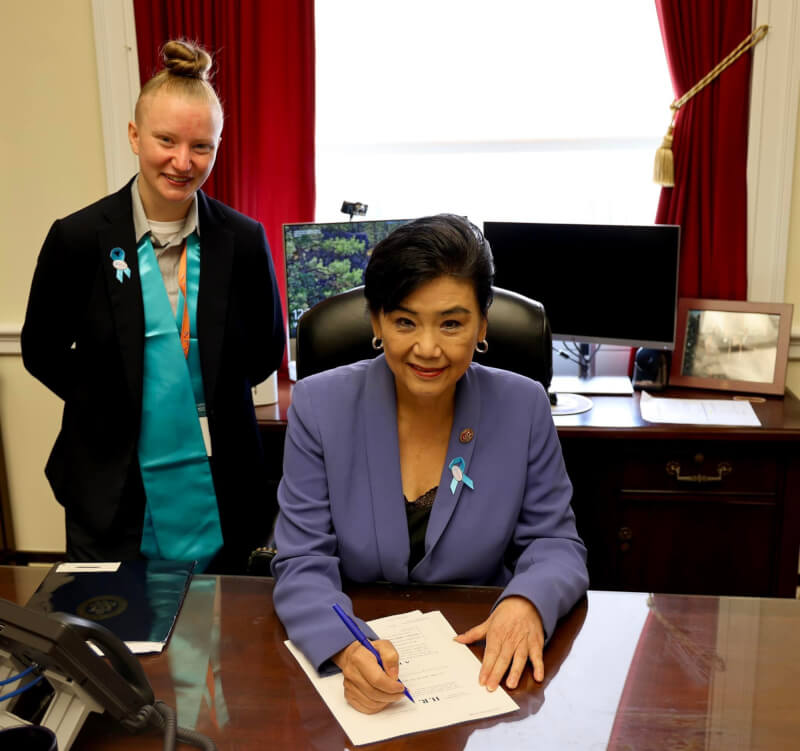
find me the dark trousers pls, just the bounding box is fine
[63,461,236,574]
[64,461,146,562]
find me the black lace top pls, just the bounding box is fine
[404,486,437,572]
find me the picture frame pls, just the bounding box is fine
[670,298,793,395]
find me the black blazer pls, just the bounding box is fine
[22,179,285,570]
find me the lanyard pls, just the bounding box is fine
[177,240,190,359]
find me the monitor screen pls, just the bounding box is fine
[283,219,411,337]
[483,221,681,350]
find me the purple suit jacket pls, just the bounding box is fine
[272,356,588,670]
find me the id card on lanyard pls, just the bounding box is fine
[197,404,212,458]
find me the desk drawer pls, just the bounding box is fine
[621,445,778,494]
[614,497,776,595]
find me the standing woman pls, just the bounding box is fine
[22,40,284,573]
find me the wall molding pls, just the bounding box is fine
[0,325,21,356]
[91,0,140,193]
[747,0,800,303]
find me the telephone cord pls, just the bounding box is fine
[127,701,218,751]
[0,663,38,685]
[0,674,44,702]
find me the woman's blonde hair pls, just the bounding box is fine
[135,39,222,122]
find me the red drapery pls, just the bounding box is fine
[655,0,752,301]
[132,1,315,364]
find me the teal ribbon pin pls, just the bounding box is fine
[448,457,474,494]
[110,247,132,283]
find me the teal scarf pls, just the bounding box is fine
[137,233,223,570]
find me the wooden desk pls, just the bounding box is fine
[257,380,800,597]
[2,566,798,750]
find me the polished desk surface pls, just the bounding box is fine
[2,566,799,750]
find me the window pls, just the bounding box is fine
[315,0,673,228]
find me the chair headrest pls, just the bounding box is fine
[296,285,552,388]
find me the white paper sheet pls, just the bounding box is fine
[639,391,761,426]
[284,610,519,746]
[56,562,121,573]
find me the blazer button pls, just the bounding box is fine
[459,428,474,444]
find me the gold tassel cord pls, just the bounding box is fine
[653,125,674,187]
[653,24,769,187]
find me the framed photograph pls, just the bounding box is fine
[670,298,793,395]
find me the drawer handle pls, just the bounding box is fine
[666,460,732,483]
[618,526,633,553]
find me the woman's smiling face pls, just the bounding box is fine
[128,89,222,221]
[371,275,487,404]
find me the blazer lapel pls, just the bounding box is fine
[419,366,481,560]
[196,193,234,408]
[99,186,144,407]
[364,357,410,582]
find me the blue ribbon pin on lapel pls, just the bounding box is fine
[110,247,131,283]
[448,457,474,495]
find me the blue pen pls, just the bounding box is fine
[332,603,414,703]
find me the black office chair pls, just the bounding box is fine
[246,285,552,575]
[295,285,553,389]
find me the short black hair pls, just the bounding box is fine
[364,214,495,315]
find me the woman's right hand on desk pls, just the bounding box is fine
[332,639,407,714]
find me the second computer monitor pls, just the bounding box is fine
[483,221,681,351]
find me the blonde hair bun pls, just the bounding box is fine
[135,38,223,122]
[161,39,213,81]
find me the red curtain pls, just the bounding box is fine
[132,1,315,362]
[655,0,752,301]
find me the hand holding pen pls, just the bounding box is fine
[332,604,414,713]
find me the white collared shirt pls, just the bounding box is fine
[131,176,200,316]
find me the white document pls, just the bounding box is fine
[284,610,519,746]
[639,391,761,426]
[56,562,121,573]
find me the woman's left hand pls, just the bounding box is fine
[454,595,545,691]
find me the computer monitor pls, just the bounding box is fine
[283,219,411,338]
[482,221,681,351]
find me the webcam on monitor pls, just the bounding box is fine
[341,201,368,219]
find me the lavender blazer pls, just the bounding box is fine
[271,356,588,670]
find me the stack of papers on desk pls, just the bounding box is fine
[285,609,519,746]
[639,391,761,426]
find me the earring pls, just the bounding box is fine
[371,336,383,350]
[475,339,489,354]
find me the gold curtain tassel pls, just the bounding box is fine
[651,24,769,190]
[653,124,675,187]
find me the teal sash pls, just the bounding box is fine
[137,233,223,570]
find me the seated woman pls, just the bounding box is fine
[272,214,588,714]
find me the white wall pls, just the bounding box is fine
[785,106,800,395]
[0,0,108,550]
